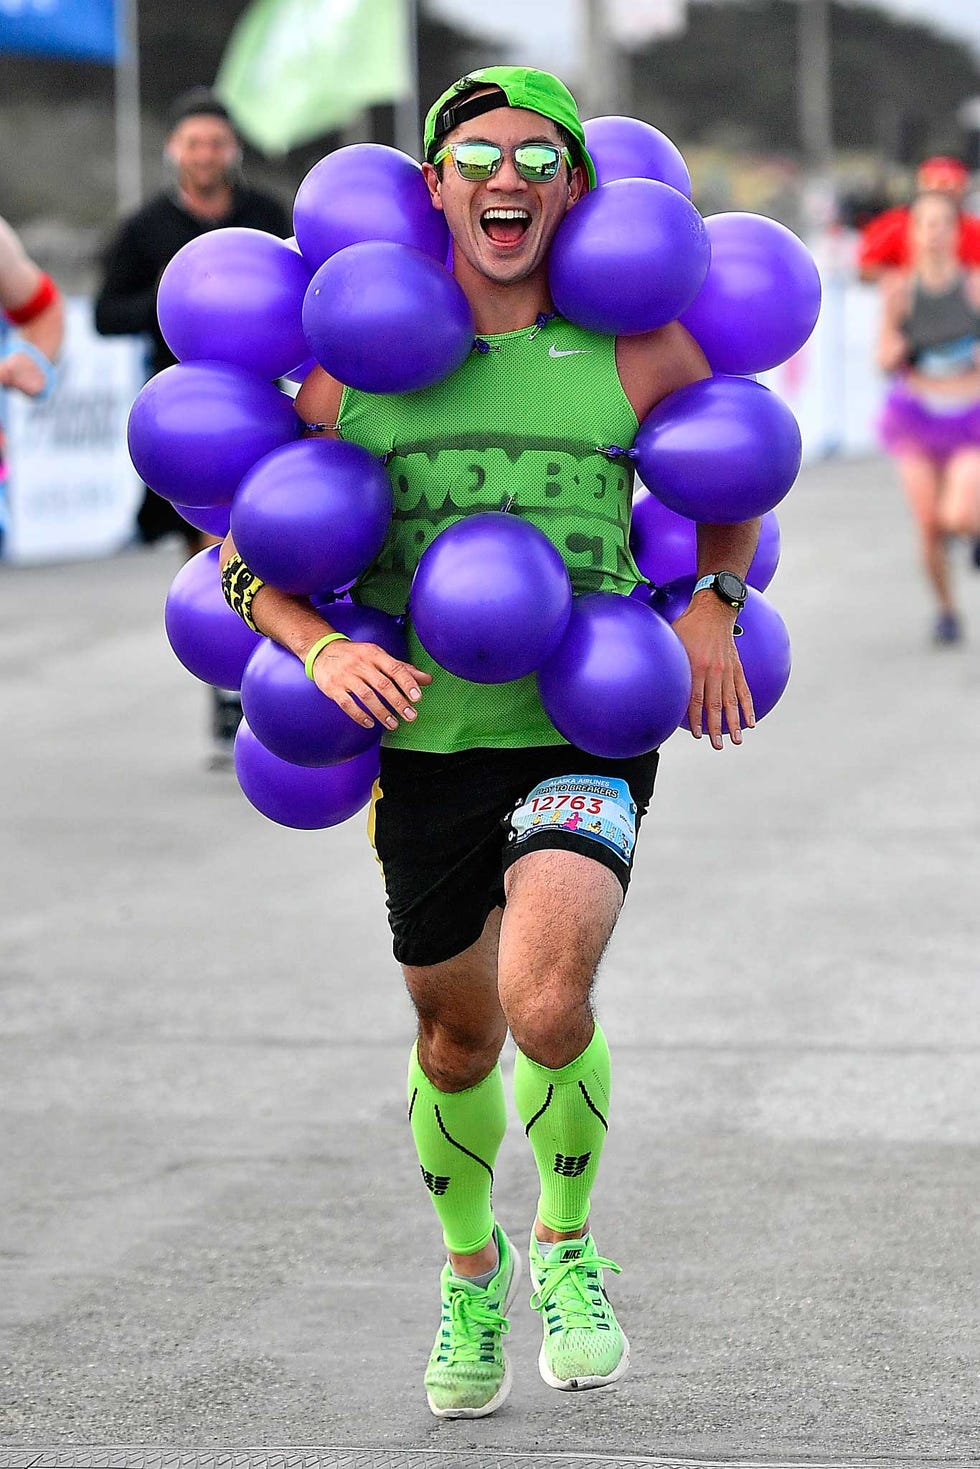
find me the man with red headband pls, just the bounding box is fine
[221,66,760,1418]
[858,156,980,280]
[0,214,64,555]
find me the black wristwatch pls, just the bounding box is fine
[693,570,748,610]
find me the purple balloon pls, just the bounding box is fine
[748,511,782,591]
[584,115,692,197]
[632,375,802,522]
[171,501,232,538]
[164,545,261,689]
[127,362,300,508]
[629,489,697,588]
[241,601,407,766]
[235,719,380,830]
[550,179,710,335]
[630,489,781,591]
[293,144,448,269]
[538,593,692,758]
[652,579,791,729]
[302,242,474,394]
[231,438,393,596]
[241,651,359,769]
[680,213,822,375]
[410,513,572,683]
[326,601,408,658]
[157,228,312,381]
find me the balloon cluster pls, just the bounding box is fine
[537,116,817,756]
[133,116,820,828]
[129,144,466,829]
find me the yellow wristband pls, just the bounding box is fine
[304,631,350,681]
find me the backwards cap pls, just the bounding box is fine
[424,66,596,192]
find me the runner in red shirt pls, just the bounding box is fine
[858,157,980,281]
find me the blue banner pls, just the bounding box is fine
[0,0,118,62]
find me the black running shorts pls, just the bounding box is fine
[369,744,659,967]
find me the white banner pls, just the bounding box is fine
[4,297,145,565]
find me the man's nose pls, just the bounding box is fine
[487,153,528,191]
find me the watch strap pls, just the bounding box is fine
[694,571,747,609]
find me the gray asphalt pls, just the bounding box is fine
[1,454,978,1466]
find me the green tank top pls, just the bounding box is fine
[338,316,641,753]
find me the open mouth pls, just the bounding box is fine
[480,208,531,246]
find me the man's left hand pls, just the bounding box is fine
[672,595,755,750]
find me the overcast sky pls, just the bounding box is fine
[426,0,980,78]
[868,0,980,55]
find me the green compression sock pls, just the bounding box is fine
[513,1024,611,1233]
[407,1043,507,1255]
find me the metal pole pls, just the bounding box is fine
[114,0,142,213]
[581,0,624,118]
[797,0,833,166]
[393,0,420,158]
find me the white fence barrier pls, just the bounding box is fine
[3,297,145,565]
[761,244,885,463]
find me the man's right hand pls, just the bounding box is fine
[308,638,432,731]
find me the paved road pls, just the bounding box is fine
[1,455,978,1466]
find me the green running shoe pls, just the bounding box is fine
[424,1224,521,1418]
[528,1231,630,1390]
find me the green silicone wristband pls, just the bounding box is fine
[304,631,350,681]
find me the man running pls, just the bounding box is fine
[221,66,760,1417]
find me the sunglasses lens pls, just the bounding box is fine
[514,145,562,181]
[452,143,501,180]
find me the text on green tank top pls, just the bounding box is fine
[337,319,641,753]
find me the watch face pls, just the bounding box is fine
[716,571,747,605]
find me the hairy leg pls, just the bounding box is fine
[406,907,506,1090]
[498,849,621,1068]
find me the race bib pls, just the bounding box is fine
[510,775,638,864]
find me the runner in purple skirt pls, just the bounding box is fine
[877,190,980,644]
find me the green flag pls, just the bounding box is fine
[216,0,410,155]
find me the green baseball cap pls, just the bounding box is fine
[424,66,596,192]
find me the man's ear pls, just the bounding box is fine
[565,163,588,210]
[421,160,445,212]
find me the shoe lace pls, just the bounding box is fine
[530,1250,622,1330]
[439,1280,510,1364]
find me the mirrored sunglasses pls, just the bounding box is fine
[432,140,571,184]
